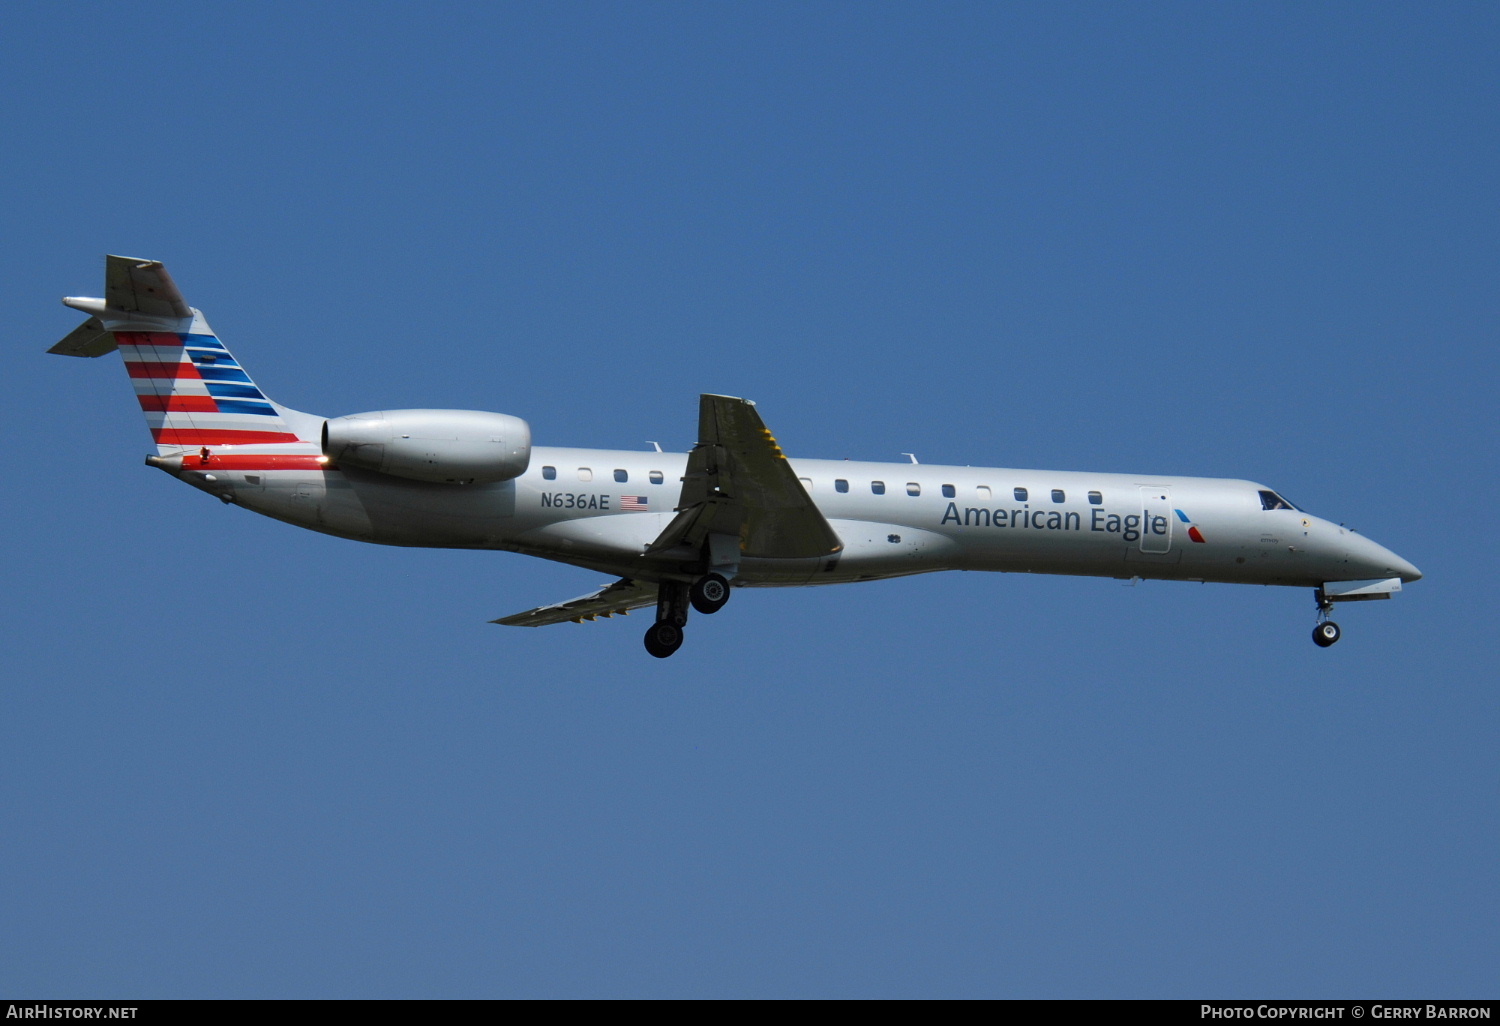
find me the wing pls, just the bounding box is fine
[491,578,658,627]
[649,394,842,559]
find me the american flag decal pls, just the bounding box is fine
[620,495,648,511]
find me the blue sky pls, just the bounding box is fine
[3,1,1495,998]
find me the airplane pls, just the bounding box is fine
[50,255,1423,658]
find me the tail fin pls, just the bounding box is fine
[50,256,319,452]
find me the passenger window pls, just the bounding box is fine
[542,466,557,481]
[1052,489,1065,503]
[1014,487,1028,502]
[649,471,664,485]
[871,481,886,495]
[799,477,813,490]
[976,486,991,500]
[577,468,592,482]
[906,482,920,496]
[614,469,628,483]
[835,479,849,493]
[1088,491,1102,505]
[942,484,956,498]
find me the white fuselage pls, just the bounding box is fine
[53,257,1421,654]
[169,443,1420,591]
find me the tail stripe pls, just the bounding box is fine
[154,429,301,445]
[197,366,254,384]
[132,377,209,398]
[115,330,300,448]
[213,399,280,416]
[138,395,218,413]
[204,382,266,400]
[126,361,203,379]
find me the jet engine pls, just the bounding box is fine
[321,409,531,485]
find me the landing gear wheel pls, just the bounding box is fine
[689,573,731,615]
[1312,621,1341,648]
[644,620,685,659]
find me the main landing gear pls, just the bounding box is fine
[1312,587,1341,648]
[689,572,730,615]
[644,574,732,658]
[643,619,684,659]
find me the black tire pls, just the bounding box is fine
[644,620,684,658]
[689,573,731,615]
[1312,621,1341,648]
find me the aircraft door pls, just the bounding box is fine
[1139,486,1173,553]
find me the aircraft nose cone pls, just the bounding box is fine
[1347,533,1422,583]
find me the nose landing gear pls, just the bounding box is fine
[1312,621,1341,647]
[1312,587,1341,647]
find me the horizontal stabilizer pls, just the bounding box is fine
[105,255,191,319]
[48,316,117,358]
[492,578,659,627]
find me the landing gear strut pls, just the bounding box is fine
[1312,587,1341,648]
[644,580,691,658]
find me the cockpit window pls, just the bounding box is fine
[1259,490,1301,511]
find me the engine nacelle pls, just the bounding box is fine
[322,409,531,485]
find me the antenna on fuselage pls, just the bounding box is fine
[902,453,919,464]
[647,441,663,452]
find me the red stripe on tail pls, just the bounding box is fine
[115,332,184,347]
[126,361,202,380]
[152,429,302,445]
[138,395,218,412]
[193,455,331,470]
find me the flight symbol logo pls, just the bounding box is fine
[1175,508,1207,543]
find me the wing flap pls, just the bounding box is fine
[492,578,658,627]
